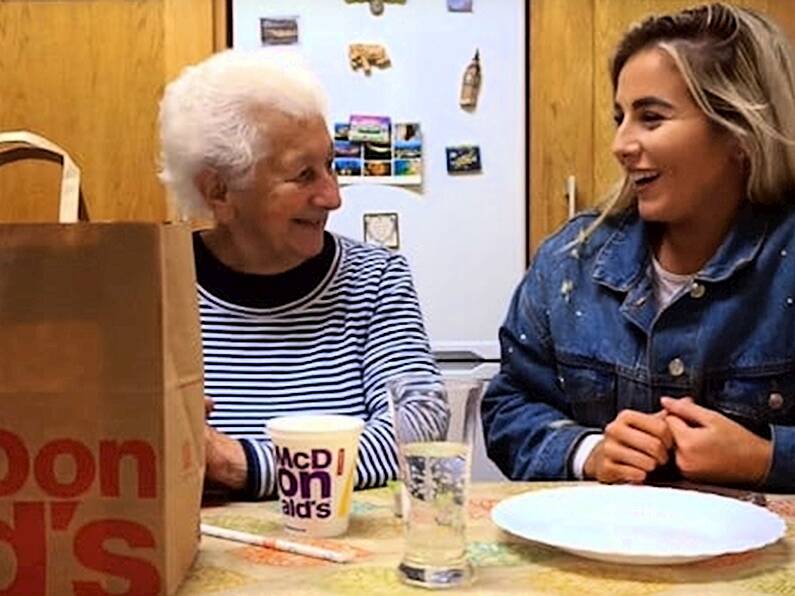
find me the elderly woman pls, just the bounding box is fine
[483,3,795,491]
[158,50,438,500]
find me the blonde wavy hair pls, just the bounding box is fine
[584,2,795,238]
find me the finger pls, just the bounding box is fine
[617,409,672,444]
[606,424,669,464]
[652,410,675,450]
[605,421,673,464]
[665,414,692,445]
[603,439,661,472]
[598,460,647,484]
[660,397,713,426]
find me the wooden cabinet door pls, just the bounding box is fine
[0,1,216,222]
[529,0,594,253]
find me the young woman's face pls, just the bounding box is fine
[612,47,745,227]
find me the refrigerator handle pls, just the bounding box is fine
[433,349,487,362]
[565,175,576,219]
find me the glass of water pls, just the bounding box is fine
[387,375,485,589]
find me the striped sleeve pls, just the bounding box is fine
[356,252,440,489]
[238,437,276,500]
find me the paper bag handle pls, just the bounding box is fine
[0,130,86,223]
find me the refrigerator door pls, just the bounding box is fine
[231,0,527,359]
[441,364,507,482]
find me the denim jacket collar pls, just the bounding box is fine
[592,203,770,292]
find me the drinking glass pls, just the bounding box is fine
[387,374,485,589]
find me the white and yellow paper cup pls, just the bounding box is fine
[268,415,364,537]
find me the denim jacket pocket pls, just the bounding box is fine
[706,370,795,432]
[557,362,617,429]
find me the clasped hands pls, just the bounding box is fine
[583,397,773,486]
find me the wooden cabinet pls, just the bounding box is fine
[0,0,225,222]
[530,0,794,253]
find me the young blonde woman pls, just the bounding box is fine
[483,3,795,490]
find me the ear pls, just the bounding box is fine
[727,135,748,164]
[194,168,233,223]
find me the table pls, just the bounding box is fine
[180,482,795,595]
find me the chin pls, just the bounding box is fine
[636,196,671,223]
[298,237,324,260]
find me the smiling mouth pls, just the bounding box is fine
[294,218,324,229]
[629,171,661,190]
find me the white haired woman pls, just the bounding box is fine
[483,3,795,490]
[159,50,438,499]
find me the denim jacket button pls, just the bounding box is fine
[768,392,784,410]
[668,358,685,377]
[690,282,706,298]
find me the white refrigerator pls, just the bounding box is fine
[232,0,526,479]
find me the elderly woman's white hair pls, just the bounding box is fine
[158,50,328,220]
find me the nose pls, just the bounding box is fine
[611,124,641,167]
[312,169,342,211]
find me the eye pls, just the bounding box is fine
[292,168,314,183]
[640,111,663,127]
[613,112,624,127]
[326,157,334,172]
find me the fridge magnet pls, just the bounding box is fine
[394,159,421,177]
[363,142,392,161]
[334,122,362,178]
[349,114,391,144]
[344,0,406,17]
[446,145,482,174]
[364,161,392,176]
[334,158,362,177]
[448,0,473,12]
[363,212,400,249]
[334,140,362,158]
[459,49,482,109]
[334,122,351,141]
[260,17,299,46]
[394,123,422,158]
[349,44,391,75]
[334,119,422,185]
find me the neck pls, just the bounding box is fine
[200,227,304,275]
[653,204,741,275]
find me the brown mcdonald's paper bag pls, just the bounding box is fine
[0,132,205,595]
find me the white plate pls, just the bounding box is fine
[490,485,786,565]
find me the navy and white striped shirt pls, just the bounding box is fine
[196,232,439,499]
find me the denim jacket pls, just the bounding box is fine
[482,203,795,490]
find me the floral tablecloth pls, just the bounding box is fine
[180,482,795,595]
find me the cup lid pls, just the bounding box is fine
[268,414,365,434]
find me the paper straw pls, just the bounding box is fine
[200,523,354,564]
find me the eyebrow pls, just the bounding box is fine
[282,143,335,169]
[614,96,675,112]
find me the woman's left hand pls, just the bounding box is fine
[660,397,772,486]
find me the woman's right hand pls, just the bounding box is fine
[583,409,674,483]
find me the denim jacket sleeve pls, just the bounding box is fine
[481,254,599,480]
[768,425,795,490]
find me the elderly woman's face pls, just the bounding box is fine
[226,113,340,272]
